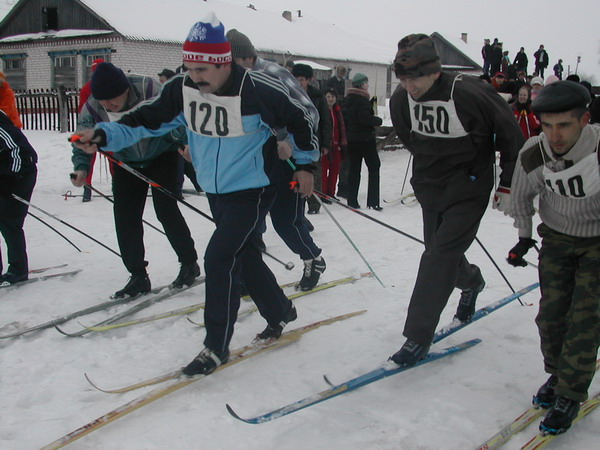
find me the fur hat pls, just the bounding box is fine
[91,63,129,100]
[183,13,231,64]
[226,29,257,60]
[531,81,591,113]
[352,72,368,87]
[393,34,441,78]
[292,63,313,79]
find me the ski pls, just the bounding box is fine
[226,338,481,424]
[520,391,600,450]
[28,264,69,274]
[476,360,600,450]
[0,283,171,339]
[83,273,372,332]
[42,311,366,448]
[224,282,537,424]
[54,277,206,337]
[0,269,82,289]
[432,282,540,344]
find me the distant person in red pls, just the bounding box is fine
[78,59,105,202]
[511,84,541,139]
[0,71,23,129]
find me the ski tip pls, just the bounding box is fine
[53,324,82,337]
[225,404,252,423]
[323,374,335,387]
[83,373,112,393]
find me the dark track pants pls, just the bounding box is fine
[203,186,293,353]
[0,169,36,275]
[403,197,487,345]
[347,139,380,207]
[112,151,197,275]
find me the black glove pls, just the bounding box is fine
[507,238,537,267]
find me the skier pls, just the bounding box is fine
[0,110,37,285]
[389,34,524,366]
[226,29,326,290]
[71,62,200,298]
[71,14,320,376]
[507,81,599,435]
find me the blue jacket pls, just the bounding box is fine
[97,63,320,194]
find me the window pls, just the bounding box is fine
[1,56,26,90]
[52,55,76,89]
[83,53,111,83]
[42,7,58,31]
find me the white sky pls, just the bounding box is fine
[225,0,600,83]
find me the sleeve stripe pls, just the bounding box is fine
[0,127,22,172]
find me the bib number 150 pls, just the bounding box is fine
[413,104,449,135]
[189,101,229,136]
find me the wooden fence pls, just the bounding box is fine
[15,87,80,133]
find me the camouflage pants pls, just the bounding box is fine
[536,223,600,402]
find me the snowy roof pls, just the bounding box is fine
[0,29,113,42]
[293,60,332,71]
[0,0,394,65]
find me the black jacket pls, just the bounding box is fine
[307,84,332,150]
[342,87,382,141]
[0,110,37,180]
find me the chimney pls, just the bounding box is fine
[461,32,468,43]
[297,10,302,17]
[247,4,256,10]
[282,10,292,22]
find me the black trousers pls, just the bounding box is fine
[0,169,37,275]
[203,185,293,353]
[347,139,380,207]
[112,151,197,275]
[403,195,487,345]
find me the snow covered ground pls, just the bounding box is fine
[1,130,598,449]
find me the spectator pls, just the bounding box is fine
[343,72,383,210]
[157,68,176,83]
[553,59,564,80]
[323,65,347,101]
[534,44,549,78]
[0,110,37,285]
[566,74,580,83]
[490,41,503,75]
[284,60,295,72]
[481,39,492,77]
[580,80,600,124]
[513,47,529,73]
[323,88,347,198]
[511,84,541,139]
[78,58,105,202]
[531,76,544,100]
[0,71,23,129]
[501,50,511,75]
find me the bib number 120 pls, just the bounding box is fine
[189,101,229,136]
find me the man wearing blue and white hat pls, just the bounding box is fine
[72,13,320,376]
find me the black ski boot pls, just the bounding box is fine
[390,339,430,367]
[113,272,151,298]
[299,256,326,291]
[455,279,485,322]
[540,396,580,435]
[533,375,558,408]
[170,262,201,289]
[182,347,230,376]
[0,271,28,286]
[82,185,92,202]
[255,305,298,341]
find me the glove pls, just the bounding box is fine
[492,185,511,213]
[507,238,537,267]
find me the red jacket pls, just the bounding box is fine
[0,76,23,128]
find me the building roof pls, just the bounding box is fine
[0,0,395,65]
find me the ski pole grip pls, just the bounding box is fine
[69,134,82,143]
[289,181,298,190]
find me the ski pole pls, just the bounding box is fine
[12,194,121,257]
[286,161,384,286]
[26,211,82,253]
[70,135,294,270]
[475,237,527,306]
[314,190,424,246]
[71,177,166,237]
[400,153,412,196]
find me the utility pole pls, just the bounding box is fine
[575,56,581,75]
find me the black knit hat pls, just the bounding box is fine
[393,34,441,78]
[531,81,591,113]
[225,29,257,59]
[91,63,129,100]
[292,63,313,79]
